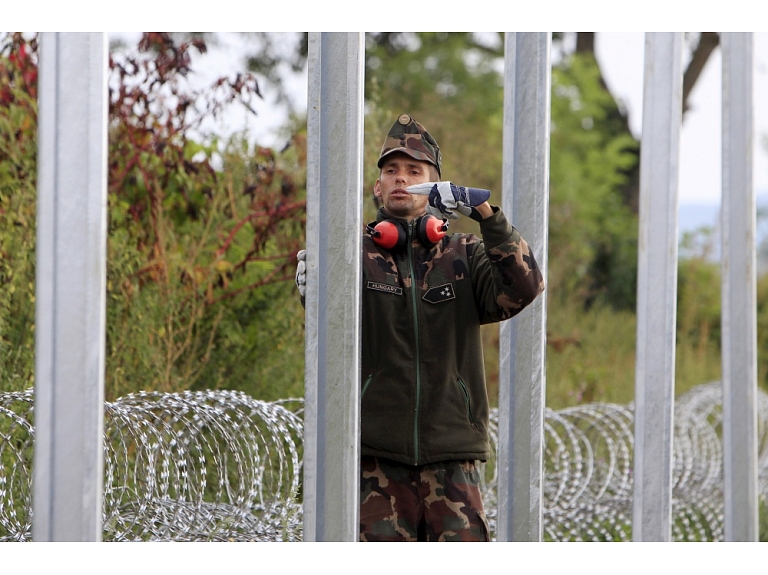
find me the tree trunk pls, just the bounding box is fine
[578,32,721,213]
[682,32,720,114]
[575,32,595,53]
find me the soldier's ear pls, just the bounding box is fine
[373,179,382,198]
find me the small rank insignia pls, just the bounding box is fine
[422,283,456,304]
[367,281,403,296]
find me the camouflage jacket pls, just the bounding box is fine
[361,206,544,466]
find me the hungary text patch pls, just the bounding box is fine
[367,281,403,296]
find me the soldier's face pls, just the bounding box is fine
[374,153,433,220]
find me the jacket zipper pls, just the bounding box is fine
[457,377,479,430]
[407,221,421,465]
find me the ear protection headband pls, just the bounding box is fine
[367,215,448,251]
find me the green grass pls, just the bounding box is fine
[482,292,725,412]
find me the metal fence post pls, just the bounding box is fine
[721,32,759,542]
[497,31,551,542]
[632,32,683,542]
[32,32,108,542]
[302,32,364,542]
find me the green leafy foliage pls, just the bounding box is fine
[549,52,640,310]
[104,34,306,400]
[0,34,38,393]
[1,33,306,400]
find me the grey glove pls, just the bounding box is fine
[295,249,306,298]
[407,181,491,222]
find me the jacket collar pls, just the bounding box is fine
[376,207,425,225]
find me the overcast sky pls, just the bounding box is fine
[596,32,768,205]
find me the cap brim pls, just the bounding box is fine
[377,148,439,172]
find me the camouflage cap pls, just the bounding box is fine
[378,114,442,177]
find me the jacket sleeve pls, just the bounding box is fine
[469,205,544,323]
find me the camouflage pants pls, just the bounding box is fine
[360,456,490,542]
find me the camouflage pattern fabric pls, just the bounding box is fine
[378,113,442,177]
[362,217,543,323]
[360,456,490,542]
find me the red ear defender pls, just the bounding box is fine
[367,216,447,250]
[367,220,405,250]
[419,215,448,246]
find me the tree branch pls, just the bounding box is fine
[682,32,720,115]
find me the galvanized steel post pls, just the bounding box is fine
[303,32,364,542]
[496,32,551,542]
[720,32,759,542]
[33,32,108,542]
[632,32,683,542]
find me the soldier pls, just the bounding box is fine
[296,114,544,541]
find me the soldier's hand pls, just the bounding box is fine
[295,249,306,298]
[407,182,490,222]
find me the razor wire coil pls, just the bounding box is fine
[1,381,767,541]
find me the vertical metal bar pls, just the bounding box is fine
[33,32,108,542]
[721,32,758,542]
[497,32,551,542]
[303,32,364,542]
[632,32,683,542]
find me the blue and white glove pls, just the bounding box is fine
[407,182,491,222]
[295,249,306,298]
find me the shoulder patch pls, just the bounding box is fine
[367,281,403,296]
[422,283,455,304]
